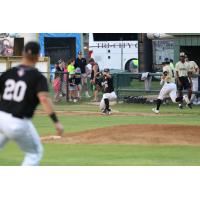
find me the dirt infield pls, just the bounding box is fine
[36,110,183,117]
[41,124,200,145]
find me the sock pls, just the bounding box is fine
[175,96,183,103]
[104,98,109,110]
[183,95,190,104]
[156,99,162,110]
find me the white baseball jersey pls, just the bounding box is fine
[188,61,199,103]
[188,61,199,75]
[163,65,175,83]
[175,61,190,77]
[158,65,177,102]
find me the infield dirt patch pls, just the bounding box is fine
[36,110,183,117]
[42,124,200,145]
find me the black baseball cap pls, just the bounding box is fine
[164,58,170,64]
[104,68,110,72]
[24,41,40,56]
[78,51,82,55]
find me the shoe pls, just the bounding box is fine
[102,109,111,115]
[187,103,192,109]
[152,108,159,114]
[178,104,183,109]
[102,109,107,115]
[107,108,112,115]
[85,92,91,98]
[73,99,78,103]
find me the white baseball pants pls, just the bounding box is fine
[100,91,117,110]
[0,111,43,166]
[158,82,177,102]
[191,77,199,103]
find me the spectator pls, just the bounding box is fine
[57,59,65,97]
[68,71,77,102]
[75,51,91,98]
[75,67,82,100]
[67,58,75,73]
[86,58,93,78]
[87,58,95,91]
[53,63,62,102]
[90,60,101,102]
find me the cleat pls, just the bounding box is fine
[152,108,159,114]
[187,103,192,109]
[101,109,111,115]
[178,104,183,109]
[107,108,112,115]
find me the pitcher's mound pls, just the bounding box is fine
[42,124,200,145]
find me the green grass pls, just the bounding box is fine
[1,103,200,166]
[1,143,200,166]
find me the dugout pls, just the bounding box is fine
[173,34,200,90]
[173,34,200,66]
[39,33,82,64]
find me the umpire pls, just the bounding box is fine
[0,42,64,166]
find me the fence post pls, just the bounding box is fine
[114,73,119,103]
[65,72,69,102]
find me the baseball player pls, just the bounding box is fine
[99,68,117,115]
[0,42,64,166]
[175,52,192,109]
[185,55,199,104]
[152,58,178,114]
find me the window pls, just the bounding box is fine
[93,33,138,41]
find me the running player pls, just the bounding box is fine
[175,52,192,109]
[100,68,117,115]
[152,58,178,114]
[0,42,64,166]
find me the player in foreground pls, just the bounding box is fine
[100,68,117,115]
[0,42,64,166]
[152,58,188,114]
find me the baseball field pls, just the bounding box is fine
[1,102,200,166]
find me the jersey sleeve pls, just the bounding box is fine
[36,73,49,94]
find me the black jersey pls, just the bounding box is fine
[75,58,87,74]
[0,65,49,118]
[102,76,114,93]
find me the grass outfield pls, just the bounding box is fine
[1,103,200,166]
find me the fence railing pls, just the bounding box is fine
[113,72,200,101]
[1,70,200,103]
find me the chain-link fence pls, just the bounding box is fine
[114,72,200,104]
[49,72,69,102]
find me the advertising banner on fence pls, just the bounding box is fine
[0,37,14,56]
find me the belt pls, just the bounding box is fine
[12,114,24,119]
